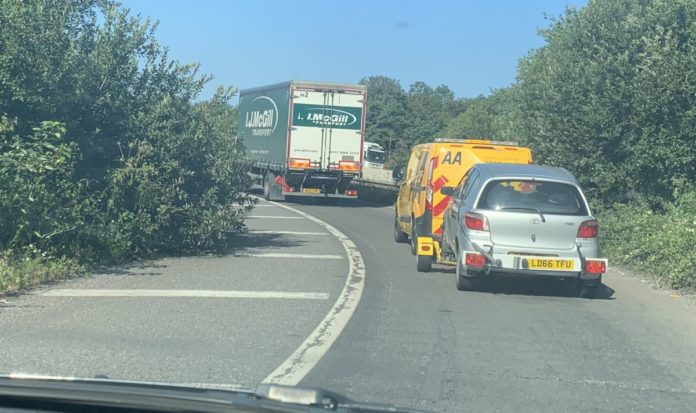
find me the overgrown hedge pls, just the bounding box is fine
[0,0,252,294]
[600,191,696,291]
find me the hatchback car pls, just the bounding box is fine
[441,163,607,298]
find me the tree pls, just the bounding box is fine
[0,0,251,263]
[513,0,696,206]
[360,76,408,156]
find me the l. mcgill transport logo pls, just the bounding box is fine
[244,96,278,136]
[293,104,362,130]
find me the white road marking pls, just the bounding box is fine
[251,204,275,207]
[247,215,304,219]
[37,289,329,300]
[248,230,328,236]
[256,197,366,386]
[237,253,343,260]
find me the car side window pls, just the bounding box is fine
[461,169,480,200]
[454,169,472,199]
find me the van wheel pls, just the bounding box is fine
[394,215,408,243]
[416,254,432,273]
[410,225,417,255]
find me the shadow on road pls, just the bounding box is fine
[230,232,309,251]
[92,262,166,277]
[433,267,615,299]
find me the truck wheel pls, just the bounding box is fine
[394,215,408,243]
[263,175,271,201]
[416,254,432,273]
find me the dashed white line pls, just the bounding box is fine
[37,289,330,300]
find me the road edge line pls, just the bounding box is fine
[254,197,366,386]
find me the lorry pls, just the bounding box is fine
[238,81,367,201]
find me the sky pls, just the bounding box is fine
[119,0,588,102]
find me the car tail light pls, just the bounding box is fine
[464,212,489,231]
[426,185,433,205]
[345,189,358,196]
[585,260,606,274]
[577,220,598,238]
[465,253,486,268]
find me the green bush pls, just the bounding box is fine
[600,191,696,291]
[0,1,253,293]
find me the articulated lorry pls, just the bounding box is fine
[239,81,367,201]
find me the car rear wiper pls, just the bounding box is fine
[499,207,545,222]
[0,374,429,413]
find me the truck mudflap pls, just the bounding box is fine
[263,171,286,201]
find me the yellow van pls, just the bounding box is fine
[393,139,534,272]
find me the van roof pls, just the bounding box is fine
[476,163,577,183]
[414,139,521,149]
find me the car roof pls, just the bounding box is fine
[475,163,578,183]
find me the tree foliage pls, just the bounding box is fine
[361,76,464,167]
[0,0,251,274]
[513,0,696,207]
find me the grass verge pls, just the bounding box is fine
[0,249,84,296]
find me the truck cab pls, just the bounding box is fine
[363,142,385,169]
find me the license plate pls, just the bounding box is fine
[302,188,321,194]
[524,258,574,271]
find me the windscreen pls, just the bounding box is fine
[365,149,385,163]
[477,180,588,216]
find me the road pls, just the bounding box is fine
[1,197,696,412]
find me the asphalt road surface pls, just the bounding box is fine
[1,196,696,413]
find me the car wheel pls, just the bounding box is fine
[455,249,479,291]
[394,214,408,243]
[416,254,432,273]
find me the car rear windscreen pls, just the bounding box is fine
[477,180,588,215]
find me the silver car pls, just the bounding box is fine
[441,163,607,298]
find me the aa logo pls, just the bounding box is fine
[442,151,462,165]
